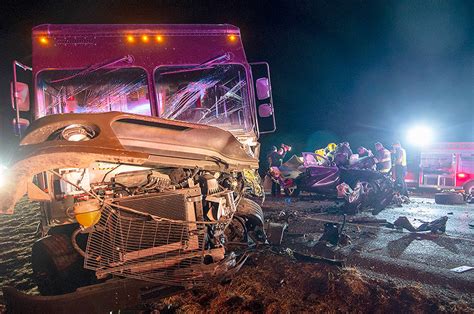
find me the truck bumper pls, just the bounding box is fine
[3,278,183,314]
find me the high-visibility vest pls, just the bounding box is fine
[395,148,407,167]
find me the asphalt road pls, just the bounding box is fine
[263,195,474,293]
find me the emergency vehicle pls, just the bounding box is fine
[414,142,474,194]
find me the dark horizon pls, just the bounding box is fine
[0,0,473,161]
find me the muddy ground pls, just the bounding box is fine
[0,195,473,313]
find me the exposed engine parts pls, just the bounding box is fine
[47,163,264,287]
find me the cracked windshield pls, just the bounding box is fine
[155,64,253,133]
[36,67,151,117]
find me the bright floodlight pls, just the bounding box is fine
[406,125,434,146]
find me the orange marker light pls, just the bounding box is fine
[126,35,135,43]
[155,35,163,43]
[228,34,237,42]
[141,35,149,43]
[39,36,49,45]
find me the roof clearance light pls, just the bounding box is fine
[228,34,237,42]
[155,35,163,43]
[126,35,135,43]
[39,36,49,45]
[141,35,149,43]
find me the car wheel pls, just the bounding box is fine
[435,192,465,205]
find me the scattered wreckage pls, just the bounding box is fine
[269,153,394,212]
[1,24,277,312]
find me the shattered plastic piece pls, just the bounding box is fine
[264,222,288,245]
[417,216,448,232]
[450,266,474,273]
[393,216,417,232]
[393,216,448,233]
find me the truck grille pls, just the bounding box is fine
[84,187,219,286]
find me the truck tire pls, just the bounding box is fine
[463,181,474,195]
[434,193,465,205]
[32,233,94,295]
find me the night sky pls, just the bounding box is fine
[0,0,472,162]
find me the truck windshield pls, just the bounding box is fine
[36,68,151,117]
[154,64,253,133]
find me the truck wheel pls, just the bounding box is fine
[463,181,474,195]
[435,192,465,205]
[284,186,300,197]
[32,233,93,295]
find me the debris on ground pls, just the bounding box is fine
[450,266,474,273]
[264,222,288,245]
[349,216,388,224]
[393,193,411,207]
[392,216,448,233]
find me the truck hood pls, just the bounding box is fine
[0,112,258,214]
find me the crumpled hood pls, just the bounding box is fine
[0,112,258,214]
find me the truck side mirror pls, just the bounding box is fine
[258,103,273,118]
[11,81,30,112]
[12,118,30,136]
[251,62,276,134]
[256,77,271,100]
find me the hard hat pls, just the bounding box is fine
[326,143,337,151]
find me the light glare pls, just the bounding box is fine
[406,125,434,146]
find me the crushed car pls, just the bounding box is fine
[269,152,394,211]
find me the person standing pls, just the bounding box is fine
[392,141,408,197]
[267,145,283,196]
[374,142,392,174]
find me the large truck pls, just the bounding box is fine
[1,24,275,312]
[408,142,474,194]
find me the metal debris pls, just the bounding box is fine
[450,266,474,273]
[393,216,448,233]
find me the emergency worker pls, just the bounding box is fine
[357,146,372,158]
[325,143,337,161]
[314,148,326,163]
[267,146,282,196]
[374,142,391,174]
[334,142,353,167]
[392,141,408,197]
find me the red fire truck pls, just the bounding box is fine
[415,142,474,194]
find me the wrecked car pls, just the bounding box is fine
[270,153,394,211]
[1,24,275,312]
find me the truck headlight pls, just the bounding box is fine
[61,124,96,142]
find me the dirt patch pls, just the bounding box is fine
[152,252,472,313]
